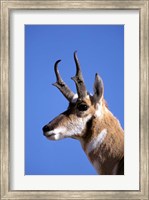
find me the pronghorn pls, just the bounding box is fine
[42,51,124,175]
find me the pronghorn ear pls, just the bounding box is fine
[93,73,104,104]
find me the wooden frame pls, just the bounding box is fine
[0,0,148,199]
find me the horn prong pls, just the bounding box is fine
[53,59,74,102]
[72,51,87,99]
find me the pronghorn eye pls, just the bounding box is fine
[77,104,89,111]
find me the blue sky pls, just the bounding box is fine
[25,25,124,175]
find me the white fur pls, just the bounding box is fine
[71,93,78,103]
[66,114,92,137]
[86,129,107,154]
[86,95,90,99]
[94,103,102,117]
[71,93,90,103]
[46,127,66,140]
[45,115,92,140]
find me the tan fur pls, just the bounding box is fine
[76,98,124,175]
[43,54,124,175]
[43,95,124,175]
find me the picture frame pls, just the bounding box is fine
[0,0,148,199]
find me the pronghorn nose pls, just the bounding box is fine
[42,125,50,133]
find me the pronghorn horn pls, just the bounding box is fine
[71,51,87,99]
[52,60,75,102]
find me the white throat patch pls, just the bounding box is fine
[66,114,92,137]
[86,129,107,154]
[45,115,92,140]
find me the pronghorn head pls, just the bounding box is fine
[42,51,106,141]
[43,51,124,175]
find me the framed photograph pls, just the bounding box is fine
[0,0,148,199]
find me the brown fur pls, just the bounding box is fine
[43,54,124,175]
[43,96,124,175]
[81,99,124,175]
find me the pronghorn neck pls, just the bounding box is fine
[80,109,124,175]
